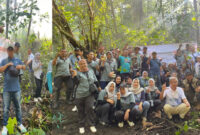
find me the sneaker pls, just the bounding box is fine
[127,121,135,127]
[38,97,43,102]
[18,124,27,133]
[99,121,106,126]
[1,126,8,135]
[72,106,78,112]
[90,126,97,133]
[79,127,85,134]
[34,98,38,102]
[118,122,124,128]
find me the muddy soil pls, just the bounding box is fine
[52,99,200,135]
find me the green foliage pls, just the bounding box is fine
[52,112,64,129]
[54,0,199,50]
[0,0,40,37]
[27,128,46,135]
[6,117,18,135]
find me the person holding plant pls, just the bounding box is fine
[0,46,27,135]
[99,51,117,89]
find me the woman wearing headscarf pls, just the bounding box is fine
[115,76,121,92]
[96,82,116,125]
[139,71,149,88]
[100,51,118,89]
[72,59,98,134]
[145,78,162,118]
[32,52,43,102]
[129,78,152,129]
[115,84,135,128]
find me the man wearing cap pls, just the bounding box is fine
[0,46,27,135]
[14,42,23,82]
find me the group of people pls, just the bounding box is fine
[52,44,199,134]
[0,42,44,135]
[0,40,200,135]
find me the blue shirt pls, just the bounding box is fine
[150,59,161,73]
[119,56,131,73]
[0,57,23,92]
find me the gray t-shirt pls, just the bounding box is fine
[55,57,71,77]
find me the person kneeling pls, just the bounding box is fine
[96,82,116,125]
[160,77,190,120]
[115,84,135,128]
[130,78,152,129]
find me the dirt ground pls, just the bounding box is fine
[52,99,200,135]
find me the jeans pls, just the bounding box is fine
[3,91,22,126]
[35,77,43,98]
[133,101,150,120]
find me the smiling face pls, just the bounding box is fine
[109,83,115,92]
[115,76,121,84]
[79,59,88,72]
[149,80,154,87]
[142,71,148,78]
[133,79,139,88]
[107,52,112,60]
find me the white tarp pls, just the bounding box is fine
[139,43,197,64]
[0,37,14,63]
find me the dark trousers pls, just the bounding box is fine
[35,77,43,98]
[54,76,74,102]
[96,103,114,123]
[150,99,162,111]
[100,81,109,89]
[115,109,134,123]
[75,95,95,127]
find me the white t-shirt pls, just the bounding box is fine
[163,87,186,107]
[28,53,34,61]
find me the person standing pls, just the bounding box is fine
[72,59,98,134]
[148,52,162,90]
[119,49,131,81]
[0,46,27,135]
[14,42,23,82]
[32,53,43,102]
[52,49,74,108]
[26,49,35,92]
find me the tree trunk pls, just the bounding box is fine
[6,0,10,39]
[193,0,199,45]
[26,0,33,43]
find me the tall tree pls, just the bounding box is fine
[6,0,10,38]
[193,0,199,45]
